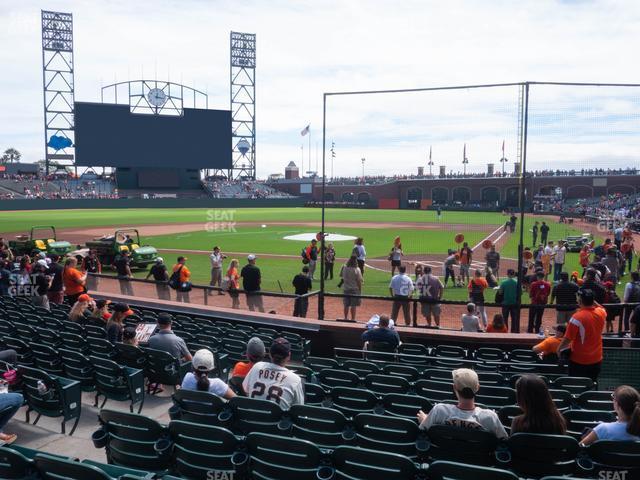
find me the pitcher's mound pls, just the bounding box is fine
[283,233,357,242]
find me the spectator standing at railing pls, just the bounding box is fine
[468,269,489,328]
[292,266,312,318]
[353,238,366,276]
[498,269,519,332]
[241,254,264,313]
[113,250,134,296]
[557,288,605,382]
[82,249,101,292]
[209,246,226,295]
[550,272,579,325]
[458,242,473,284]
[552,241,567,282]
[623,272,640,332]
[528,271,551,334]
[389,265,414,326]
[171,256,191,303]
[62,257,87,305]
[389,237,403,277]
[146,257,170,301]
[340,255,363,321]
[226,259,241,309]
[416,266,444,328]
[485,245,500,280]
[323,243,335,280]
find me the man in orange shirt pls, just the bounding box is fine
[458,242,473,284]
[62,257,86,304]
[557,288,606,382]
[172,256,191,303]
[230,337,266,379]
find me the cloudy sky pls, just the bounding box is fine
[2,0,640,178]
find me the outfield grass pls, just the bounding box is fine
[0,207,507,233]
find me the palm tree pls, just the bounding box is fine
[1,148,21,164]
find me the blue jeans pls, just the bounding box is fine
[553,263,563,281]
[0,393,23,432]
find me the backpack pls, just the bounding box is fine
[628,281,640,303]
[168,265,183,290]
[301,248,309,264]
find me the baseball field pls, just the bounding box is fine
[0,207,606,302]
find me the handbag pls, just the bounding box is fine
[168,265,183,290]
[3,369,20,386]
[494,289,504,304]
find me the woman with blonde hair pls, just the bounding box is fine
[68,293,94,323]
[226,259,240,309]
[389,236,403,277]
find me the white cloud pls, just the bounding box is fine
[1,0,640,178]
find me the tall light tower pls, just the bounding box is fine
[361,157,366,182]
[41,11,75,176]
[230,31,256,179]
[428,146,433,176]
[462,143,469,175]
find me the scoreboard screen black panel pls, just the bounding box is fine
[74,102,232,169]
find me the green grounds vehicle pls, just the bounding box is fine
[8,226,73,256]
[69,228,158,269]
[564,233,594,252]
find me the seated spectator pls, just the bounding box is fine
[231,337,266,378]
[88,299,112,326]
[242,338,304,410]
[532,325,566,359]
[361,314,400,349]
[181,349,235,399]
[461,303,483,332]
[416,368,507,439]
[486,313,508,333]
[581,385,640,445]
[511,374,567,435]
[0,391,24,444]
[68,293,94,322]
[147,312,193,362]
[122,326,138,346]
[106,303,130,344]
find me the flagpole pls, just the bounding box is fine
[301,144,304,176]
[308,127,312,176]
[315,141,318,175]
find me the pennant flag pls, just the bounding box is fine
[301,125,310,136]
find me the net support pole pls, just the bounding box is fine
[515,82,530,333]
[319,93,327,320]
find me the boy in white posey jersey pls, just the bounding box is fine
[242,337,304,410]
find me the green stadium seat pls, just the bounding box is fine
[508,349,539,363]
[80,459,153,479]
[498,433,580,478]
[288,404,352,449]
[304,356,339,372]
[91,356,145,413]
[20,365,82,435]
[381,393,432,420]
[143,348,191,392]
[0,446,35,479]
[434,345,467,359]
[170,389,228,425]
[476,371,506,386]
[96,409,169,473]
[475,347,506,362]
[331,445,422,480]
[319,368,361,389]
[288,365,315,383]
[563,409,615,440]
[414,379,456,403]
[429,460,519,480]
[29,342,64,375]
[194,333,222,352]
[423,368,455,382]
[382,364,420,382]
[553,376,595,396]
[327,386,380,418]
[354,413,425,459]
[576,391,614,412]
[365,341,398,361]
[60,331,90,354]
[223,396,286,436]
[86,336,117,359]
[34,327,63,348]
[3,337,34,366]
[363,373,410,395]
[58,348,95,392]
[497,405,523,433]
[245,432,325,480]
[425,424,500,465]
[168,420,241,479]
[84,324,106,339]
[114,343,147,370]
[342,359,381,378]
[62,321,85,336]
[34,454,115,480]
[475,385,516,409]
[548,388,574,411]
[304,383,326,406]
[584,440,640,475]
[398,343,430,367]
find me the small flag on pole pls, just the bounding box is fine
[301,125,310,136]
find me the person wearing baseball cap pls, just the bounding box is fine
[242,338,304,410]
[231,337,266,379]
[416,368,507,439]
[31,258,51,311]
[68,293,95,323]
[181,349,235,399]
[557,288,606,382]
[171,256,191,303]
[241,254,264,312]
[146,257,170,301]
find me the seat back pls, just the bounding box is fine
[20,366,64,417]
[144,348,181,386]
[354,413,421,458]
[398,343,430,367]
[382,393,432,420]
[98,409,169,472]
[91,356,130,399]
[507,433,579,477]
[475,347,506,362]
[303,383,326,406]
[304,356,339,372]
[329,387,379,418]
[246,432,323,480]
[587,440,640,472]
[34,454,112,480]
[382,364,420,382]
[414,379,456,403]
[319,368,360,389]
[171,389,227,425]
[497,405,523,433]
[332,446,418,480]
[86,336,116,358]
[427,425,500,465]
[169,420,239,479]
[577,391,614,412]
[342,360,380,378]
[0,446,35,479]
[60,332,89,353]
[29,342,64,375]
[363,373,410,395]
[429,460,519,480]
[59,348,95,390]
[227,396,285,435]
[289,404,350,449]
[549,388,574,411]
[475,385,516,409]
[115,343,147,369]
[563,409,615,440]
[553,376,594,395]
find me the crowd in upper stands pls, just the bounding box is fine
[0,173,118,199]
[534,193,640,220]
[203,178,293,199]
